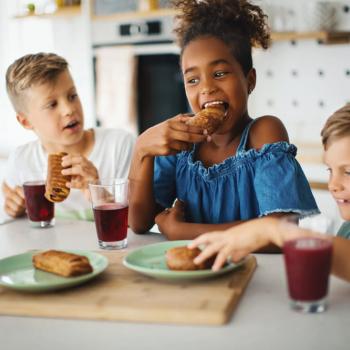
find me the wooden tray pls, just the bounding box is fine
[0,252,257,325]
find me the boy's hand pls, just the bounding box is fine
[2,182,26,218]
[61,155,99,199]
[137,114,208,158]
[155,199,186,237]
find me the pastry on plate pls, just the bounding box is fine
[45,152,71,203]
[166,246,215,271]
[33,250,93,277]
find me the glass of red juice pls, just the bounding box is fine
[89,179,128,249]
[23,181,55,228]
[283,237,333,313]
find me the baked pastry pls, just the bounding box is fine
[45,152,71,203]
[166,246,215,271]
[185,104,226,134]
[33,250,93,277]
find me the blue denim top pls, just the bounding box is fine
[154,120,319,223]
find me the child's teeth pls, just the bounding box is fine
[205,101,224,108]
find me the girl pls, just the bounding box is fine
[128,0,318,241]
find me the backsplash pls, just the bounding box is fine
[249,39,350,145]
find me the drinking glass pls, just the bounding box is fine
[89,179,128,249]
[282,214,333,313]
[283,237,332,313]
[21,173,55,228]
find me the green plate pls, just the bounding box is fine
[123,240,244,281]
[0,250,108,292]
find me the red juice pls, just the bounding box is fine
[23,181,54,222]
[93,203,128,242]
[283,238,332,301]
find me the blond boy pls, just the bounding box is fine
[2,52,134,220]
[321,103,350,238]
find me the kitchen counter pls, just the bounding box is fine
[0,218,349,350]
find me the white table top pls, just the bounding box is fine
[0,218,349,350]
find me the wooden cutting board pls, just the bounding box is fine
[0,252,257,325]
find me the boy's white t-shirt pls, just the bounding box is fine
[3,128,135,221]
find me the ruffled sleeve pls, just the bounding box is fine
[153,155,178,209]
[253,142,319,217]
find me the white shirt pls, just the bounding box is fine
[2,128,135,221]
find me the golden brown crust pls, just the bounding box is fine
[45,152,71,203]
[185,106,226,134]
[166,246,215,271]
[33,250,93,277]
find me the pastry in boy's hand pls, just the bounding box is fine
[45,152,71,203]
[166,246,215,271]
[185,104,226,134]
[33,250,93,277]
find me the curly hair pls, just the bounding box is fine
[172,0,270,75]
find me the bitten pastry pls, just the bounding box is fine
[33,250,93,277]
[166,246,215,271]
[185,103,226,134]
[45,152,71,203]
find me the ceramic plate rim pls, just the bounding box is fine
[123,240,244,279]
[0,249,108,292]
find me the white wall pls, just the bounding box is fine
[249,0,350,228]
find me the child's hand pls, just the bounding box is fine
[2,182,26,218]
[155,199,186,237]
[137,114,208,157]
[188,219,274,271]
[61,155,99,198]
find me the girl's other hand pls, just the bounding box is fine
[136,114,208,158]
[61,155,99,199]
[2,182,26,218]
[155,199,186,238]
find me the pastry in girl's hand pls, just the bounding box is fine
[185,104,226,134]
[166,246,215,271]
[45,152,71,203]
[33,250,93,277]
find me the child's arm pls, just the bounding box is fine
[331,237,350,282]
[155,200,284,250]
[188,216,280,270]
[61,155,99,200]
[128,115,207,234]
[248,115,289,148]
[2,181,26,218]
[189,216,350,282]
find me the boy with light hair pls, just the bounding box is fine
[321,103,350,238]
[3,52,135,220]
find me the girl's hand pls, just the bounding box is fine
[155,199,186,238]
[2,182,26,218]
[61,155,99,199]
[137,114,208,158]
